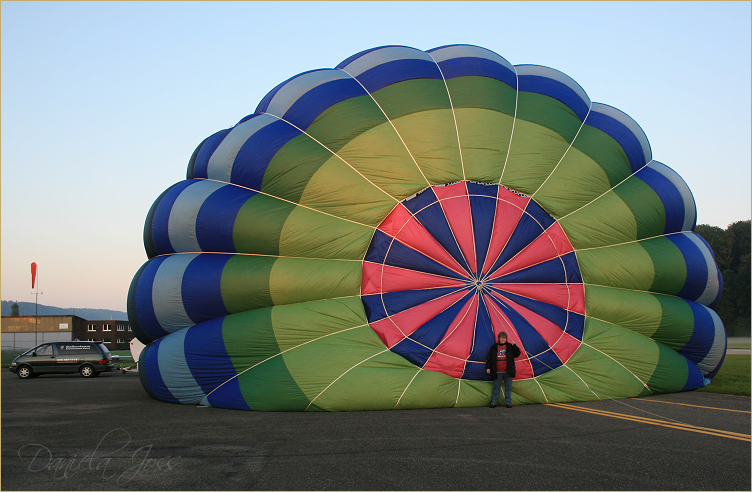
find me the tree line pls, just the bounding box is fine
[695,220,751,337]
[0,300,128,321]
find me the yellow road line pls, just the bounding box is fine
[633,398,751,414]
[550,403,750,441]
[548,403,751,442]
[555,403,750,437]
[553,403,750,437]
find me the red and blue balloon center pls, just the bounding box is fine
[361,181,586,381]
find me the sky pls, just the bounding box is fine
[2,1,750,313]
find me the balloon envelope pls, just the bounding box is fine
[128,45,726,411]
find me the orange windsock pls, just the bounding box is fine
[31,262,37,289]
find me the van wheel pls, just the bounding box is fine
[79,364,95,378]
[17,365,33,379]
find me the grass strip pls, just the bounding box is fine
[697,354,750,397]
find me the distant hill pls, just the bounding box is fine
[1,300,128,321]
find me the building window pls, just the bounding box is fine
[128,326,132,332]
[117,324,124,331]
[103,324,111,332]
[117,338,125,344]
[87,338,95,342]
[103,338,111,344]
[87,324,96,332]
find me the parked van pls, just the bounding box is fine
[9,342,114,378]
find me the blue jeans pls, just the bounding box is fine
[491,372,513,405]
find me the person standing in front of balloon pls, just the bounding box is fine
[486,332,521,408]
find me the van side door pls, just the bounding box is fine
[55,343,85,373]
[31,344,59,374]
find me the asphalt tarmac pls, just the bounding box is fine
[2,369,749,491]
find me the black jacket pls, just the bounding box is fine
[485,342,521,378]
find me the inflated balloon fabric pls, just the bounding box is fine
[128,45,726,411]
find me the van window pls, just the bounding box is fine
[36,345,54,356]
[57,344,100,355]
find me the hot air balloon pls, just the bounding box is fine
[128,45,726,411]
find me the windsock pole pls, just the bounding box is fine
[31,263,38,347]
